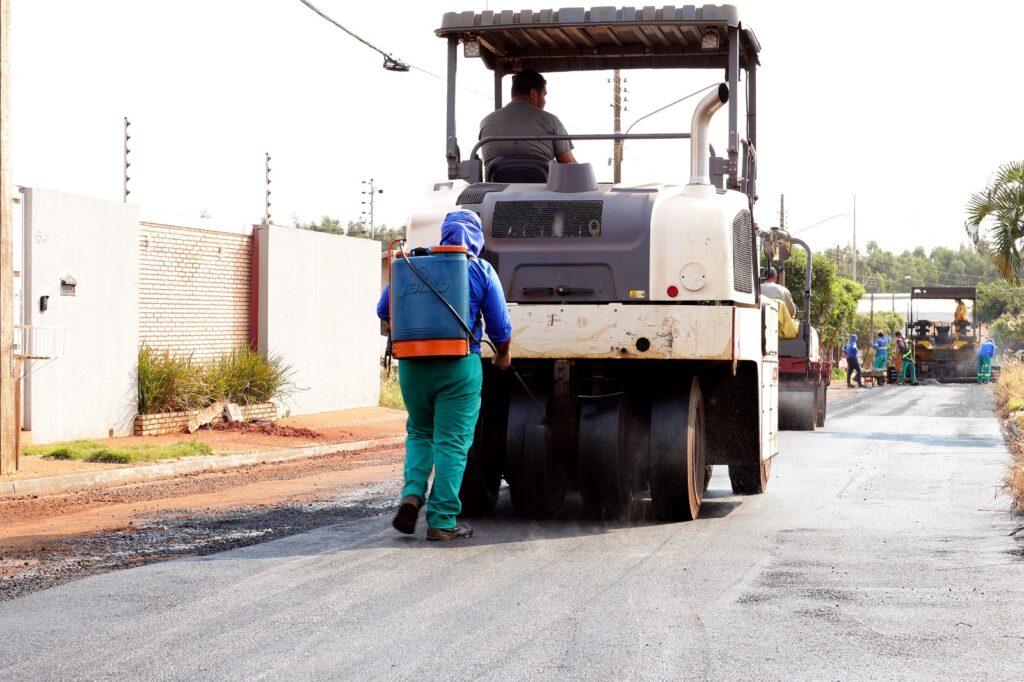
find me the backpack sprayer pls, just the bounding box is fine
[387,239,542,408]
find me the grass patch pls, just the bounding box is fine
[138,345,295,414]
[380,367,405,410]
[992,359,1024,511]
[24,439,213,464]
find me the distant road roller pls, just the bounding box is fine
[404,6,778,520]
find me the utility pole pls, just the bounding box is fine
[361,178,383,238]
[123,117,131,202]
[852,193,857,282]
[0,0,16,472]
[264,152,272,225]
[777,194,786,287]
[612,69,623,183]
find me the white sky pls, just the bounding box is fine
[9,0,1024,253]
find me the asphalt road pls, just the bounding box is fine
[2,385,1022,680]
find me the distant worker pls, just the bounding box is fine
[870,330,890,370]
[954,298,969,322]
[954,298,970,337]
[977,338,996,384]
[843,334,864,388]
[895,330,918,386]
[377,210,513,541]
[761,266,799,339]
[479,69,578,170]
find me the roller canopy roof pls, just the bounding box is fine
[911,286,977,301]
[436,5,761,73]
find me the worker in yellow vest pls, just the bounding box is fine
[895,331,918,386]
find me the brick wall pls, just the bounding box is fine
[139,222,251,361]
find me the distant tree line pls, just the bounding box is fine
[292,215,405,249]
[821,242,998,293]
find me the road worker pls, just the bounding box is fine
[895,330,918,385]
[870,331,889,370]
[843,334,863,388]
[954,298,969,323]
[977,338,996,383]
[377,210,512,541]
[954,298,970,337]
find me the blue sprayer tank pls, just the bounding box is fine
[389,245,472,358]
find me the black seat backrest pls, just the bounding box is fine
[778,322,809,359]
[486,155,549,183]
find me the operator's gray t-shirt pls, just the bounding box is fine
[479,100,574,166]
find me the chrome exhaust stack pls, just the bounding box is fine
[688,83,729,185]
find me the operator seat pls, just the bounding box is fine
[486,155,549,183]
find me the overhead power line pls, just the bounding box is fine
[296,0,495,102]
[297,0,410,71]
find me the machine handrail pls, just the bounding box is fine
[789,236,813,344]
[469,132,692,161]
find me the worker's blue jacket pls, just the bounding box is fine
[978,340,997,358]
[872,335,890,358]
[377,210,512,354]
[843,334,859,359]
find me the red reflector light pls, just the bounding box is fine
[667,285,679,297]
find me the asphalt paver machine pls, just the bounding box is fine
[405,5,778,521]
[908,286,979,382]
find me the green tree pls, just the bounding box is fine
[295,215,344,235]
[990,313,1024,350]
[966,161,1024,281]
[976,280,1024,322]
[775,247,863,354]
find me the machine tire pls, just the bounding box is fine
[815,383,827,428]
[577,391,648,520]
[649,376,706,522]
[505,386,565,518]
[729,456,772,495]
[458,368,508,517]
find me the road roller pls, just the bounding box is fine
[403,6,778,520]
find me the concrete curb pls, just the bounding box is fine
[0,436,406,500]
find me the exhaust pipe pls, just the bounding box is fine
[689,83,729,185]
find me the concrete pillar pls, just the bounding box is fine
[0,0,17,472]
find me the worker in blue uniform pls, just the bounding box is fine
[977,338,996,383]
[843,334,863,388]
[377,210,512,541]
[871,331,889,370]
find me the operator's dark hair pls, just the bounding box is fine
[511,69,547,96]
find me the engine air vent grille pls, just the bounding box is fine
[457,183,508,205]
[492,200,603,239]
[732,210,754,294]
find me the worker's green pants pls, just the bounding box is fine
[398,355,482,530]
[978,356,992,383]
[872,353,887,370]
[899,359,917,384]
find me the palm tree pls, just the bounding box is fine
[966,161,1024,281]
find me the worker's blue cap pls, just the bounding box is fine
[761,266,777,279]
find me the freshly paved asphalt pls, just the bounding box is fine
[2,385,1022,680]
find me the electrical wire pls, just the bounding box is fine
[297,0,410,71]
[296,0,494,101]
[623,83,719,136]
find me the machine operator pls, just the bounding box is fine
[479,69,578,170]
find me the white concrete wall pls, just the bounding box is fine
[23,189,139,442]
[257,225,380,415]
